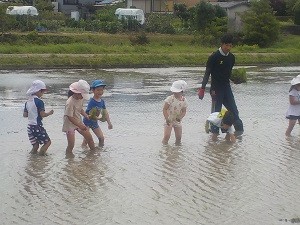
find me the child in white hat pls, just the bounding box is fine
[162,80,188,145]
[23,80,54,155]
[285,74,300,136]
[62,80,95,156]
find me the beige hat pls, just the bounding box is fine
[170,80,188,93]
[26,80,47,95]
[291,75,300,86]
[69,79,90,100]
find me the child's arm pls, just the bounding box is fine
[67,115,87,131]
[229,133,236,143]
[80,109,90,120]
[40,109,54,118]
[289,95,300,105]
[105,111,113,129]
[163,102,170,125]
[176,107,187,122]
[225,133,236,143]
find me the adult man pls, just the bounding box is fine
[198,33,244,135]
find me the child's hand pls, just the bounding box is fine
[166,119,171,126]
[49,109,54,115]
[108,123,113,129]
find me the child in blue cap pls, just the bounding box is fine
[82,80,113,147]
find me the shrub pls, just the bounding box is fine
[129,32,149,45]
[145,13,176,34]
[241,0,280,47]
[231,68,247,83]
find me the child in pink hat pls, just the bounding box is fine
[62,80,95,156]
[23,80,54,156]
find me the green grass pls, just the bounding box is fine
[0,33,299,69]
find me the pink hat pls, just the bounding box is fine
[26,80,47,95]
[69,79,90,100]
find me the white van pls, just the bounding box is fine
[6,6,38,16]
[115,8,145,25]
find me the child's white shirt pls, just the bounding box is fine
[286,89,300,117]
[164,95,188,122]
[207,112,235,134]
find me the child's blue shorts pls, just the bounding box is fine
[27,125,50,145]
[83,118,99,130]
[286,115,300,120]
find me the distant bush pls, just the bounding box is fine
[129,32,149,45]
[120,17,141,32]
[0,33,18,43]
[145,13,176,34]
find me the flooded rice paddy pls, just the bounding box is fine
[1,66,300,225]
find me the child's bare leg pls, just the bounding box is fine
[66,132,75,154]
[81,127,90,148]
[162,125,172,145]
[79,129,95,150]
[211,133,218,141]
[174,125,182,145]
[92,127,104,147]
[39,140,51,156]
[30,143,39,154]
[285,119,297,136]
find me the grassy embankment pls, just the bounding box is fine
[0,33,299,69]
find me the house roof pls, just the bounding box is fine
[210,1,249,9]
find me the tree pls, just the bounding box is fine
[188,2,227,32]
[0,4,16,34]
[34,0,54,12]
[270,0,287,16]
[174,3,190,28]
[241,0,280,47]
[294,0,300,24]
[285,0,298,15]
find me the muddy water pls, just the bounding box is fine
[1,66,300,225]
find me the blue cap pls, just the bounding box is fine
[90,80,106,89]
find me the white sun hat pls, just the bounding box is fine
[26,80,47,95]
[69,79,90,100]
[170,80,188,93]
[291,75,300,86]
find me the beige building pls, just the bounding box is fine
[126,0,203,13]
[127,0,250,31]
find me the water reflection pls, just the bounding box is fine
[1,66,300,225]
[23,154,53,195]
[62,149,107,193]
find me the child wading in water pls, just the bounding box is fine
[62,80,95,155]
[285,75,300,136]
[82,80,113,147]
[206,109,236,143]
[162,80,188,145]
[23,80,54,155]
